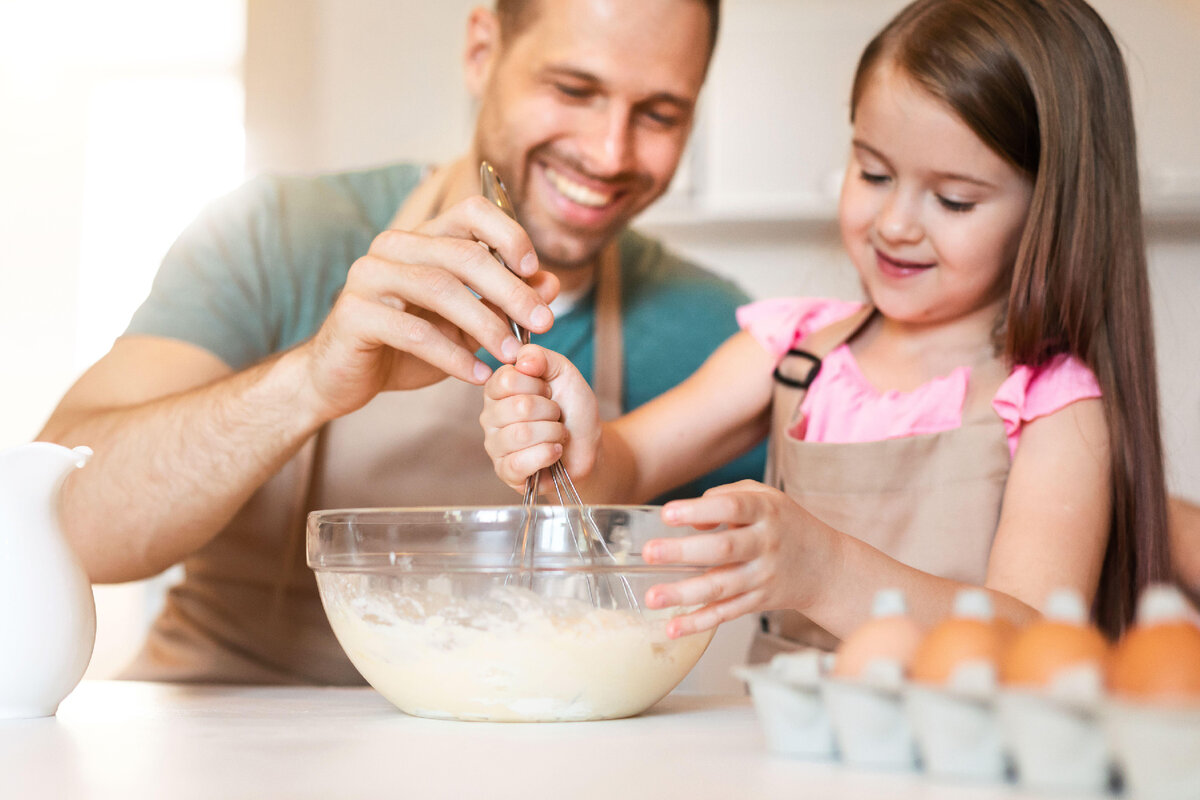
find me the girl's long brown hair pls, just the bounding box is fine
[850,0,1169,637]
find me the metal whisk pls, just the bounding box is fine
[480,161,639,611]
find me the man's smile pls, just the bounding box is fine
[543,164,618,208]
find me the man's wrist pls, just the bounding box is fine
[255,345,334,436]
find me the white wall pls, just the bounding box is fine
[244,0,480,176]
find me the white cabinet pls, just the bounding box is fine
[647,0,1200,227]
[650,0,907,225]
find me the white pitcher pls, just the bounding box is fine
[0,442,96,718]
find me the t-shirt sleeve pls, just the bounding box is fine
[617,232,767,500]
[123,177,283,370]
[992,354,1103,457]
[736,297,865,361]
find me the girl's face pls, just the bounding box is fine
[839,64,1034,332]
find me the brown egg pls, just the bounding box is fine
[910,589,1014,685]
[833,589,922,679]
[1002,589,1110,688]
[911,619,1007,684]
[1002,621,1109,687]
[1107,586,1200,702]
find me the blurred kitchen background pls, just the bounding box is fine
[2,0,1198,689]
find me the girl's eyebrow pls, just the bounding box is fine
[852,139,997,189]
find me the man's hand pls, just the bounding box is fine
[301,195,559,421]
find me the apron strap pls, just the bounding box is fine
[960,349,1009,425]
[765,304,875,487]
[271,433,319,616]
[592,243,624,422]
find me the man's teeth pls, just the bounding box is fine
[546,167,613,208]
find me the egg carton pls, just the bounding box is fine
[738,652,1200,797]
[733,649,837,759]
[821,667,918,772]
[1102,699,1200,800]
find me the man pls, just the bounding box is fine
[38,0,764,684]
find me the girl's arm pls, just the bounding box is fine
[646,396,1112,638]
[482,331,776,502]
[981,396,1111,610]
[605,330,775,501]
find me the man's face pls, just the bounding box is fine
[469,0,711,273]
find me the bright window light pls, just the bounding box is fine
[76,76,245,369]
[1,0,250,680]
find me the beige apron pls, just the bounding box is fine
[748,306,1013,661]
[121,167,625,684]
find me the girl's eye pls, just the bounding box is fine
[859,171,890,185]
[937,196,976,213]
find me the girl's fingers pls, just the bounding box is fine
[497,443,562,487]
[485,420,566,459]
[481,394,561,430]
[643,527,762,566]
[645,562,758,609]
[512,344,551,378]
[702,479,774,496]
[483,363,551,402]
[663,589,767,639]
[662,489,765,529]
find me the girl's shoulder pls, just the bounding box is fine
[993,354,1103,456]
[736,297,865,361]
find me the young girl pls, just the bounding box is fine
[481,0,1170,645]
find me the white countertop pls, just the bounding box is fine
[3,681,1076,800]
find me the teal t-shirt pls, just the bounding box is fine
[126,163,766,500]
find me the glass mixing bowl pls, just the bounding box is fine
[307,506,715,722]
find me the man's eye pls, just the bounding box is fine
[642,109,684,129]
[937,196,976,213]
[860,171,889,185]
[555,83,591,99]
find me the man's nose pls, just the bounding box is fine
[876,188,923,244]
[581,104,635,176]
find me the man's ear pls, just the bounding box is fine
[464,7,502,99]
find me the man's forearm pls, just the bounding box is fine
[41,348,325,583]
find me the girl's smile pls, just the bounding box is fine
[875,249,935,278]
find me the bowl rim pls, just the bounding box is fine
[306,503,665,518]
[305,503,716,572]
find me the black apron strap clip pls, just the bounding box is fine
[772,349,822,389]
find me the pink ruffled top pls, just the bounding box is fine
[737,298,1103,458]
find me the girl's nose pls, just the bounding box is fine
[876,190,923,244]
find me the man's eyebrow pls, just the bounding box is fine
[852,139,996,188]
[540,65,693,110]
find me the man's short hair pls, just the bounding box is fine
[495,0,721,54]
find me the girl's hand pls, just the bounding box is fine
[643,481,839,638]
[481,343,601,491]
